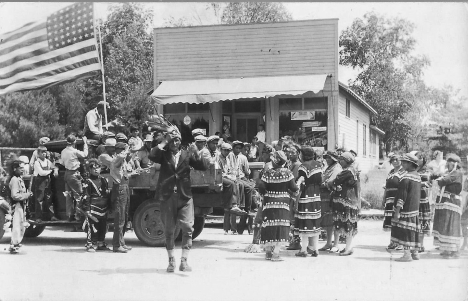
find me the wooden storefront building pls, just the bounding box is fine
[151,19,384,172]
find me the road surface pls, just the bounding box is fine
[1,219,467,301]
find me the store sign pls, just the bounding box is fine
[312,127,327,132]
[302,121,320,128]
[183,115,191,125]
[291,111,315,120]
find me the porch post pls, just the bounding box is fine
[209,102,223,135]
[265,97,279,144]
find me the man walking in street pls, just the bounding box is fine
[61,135,88,221]
[149,126,207,272]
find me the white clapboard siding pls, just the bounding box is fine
[154,19,338,82]
[338,89,380,174]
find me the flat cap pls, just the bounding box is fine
[207,135,220,143]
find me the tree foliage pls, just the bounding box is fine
[340,12,431,153]
[0,91,64,147]
[220,2,292,24]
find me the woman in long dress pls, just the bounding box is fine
[432,153,463,258]
[259,151,299,261]
[383,154,405,249]
[318,151,342,252]
[390,153,422,262]
[294,146,323,257]
[330,152,359,256]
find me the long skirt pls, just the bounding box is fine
[433,192,462,252]
[391,211,421,250]
[260,196,291,245]
[319,191,334,228]
[294,191,321,237]
[383,188,397,231]
[419,189,432,236]
[11,203,27,246]
[332,197,359,237]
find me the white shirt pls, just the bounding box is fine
[84,108,103,135]
[33,158,55,177]
[256,130,266,143]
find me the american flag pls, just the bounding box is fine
[0,2,101,95]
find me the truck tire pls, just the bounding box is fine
[175,216,205,241]
[24,223,46,238]
[133,200,166,247]
[0,209,5,241]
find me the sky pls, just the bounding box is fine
[1,2,467,101]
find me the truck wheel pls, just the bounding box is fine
[175,216,205,241]
[133,200,166,247]
[24,224,46,238]
[0,210,5,241]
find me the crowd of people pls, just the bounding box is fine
[0,102,467,271]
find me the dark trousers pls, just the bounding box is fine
[34,176,54,220]
[112,182,130,248]
[86,217,107,244]
[160,193,194,250]
[222,178,237,209]
[223,210,237,232]
[64,170,82,218]
[237,178,255,210]
[85,131,101,141]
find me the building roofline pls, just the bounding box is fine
[370,125,385,136]
[338,81,378,115]
[154,18,339,31]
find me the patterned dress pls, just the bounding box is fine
[433,169,463,252]
[294,161,322,237]
[331,168,359,237]
[259,167,298,244]
[320,162,342,227]
[419,172,432,236]
[383,167,405,231]
[391,171,421,249]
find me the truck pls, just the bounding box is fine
[0,139,262,246]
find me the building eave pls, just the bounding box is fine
[338,82,378,115]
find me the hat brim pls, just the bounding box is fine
[400,158,419,167]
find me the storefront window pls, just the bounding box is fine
[164,103,185,114]
[279,98,301,111]
[304,97,327,110]
[187,103,209,113]
[234,100,261,113]
[279,96,328,149]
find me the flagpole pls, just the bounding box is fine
[97,24,108,130]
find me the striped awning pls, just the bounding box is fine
[151,74,329,104]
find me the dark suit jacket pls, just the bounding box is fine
[149,146,207,201]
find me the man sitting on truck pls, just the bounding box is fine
[148,126,207,272]
[227,141,256,216]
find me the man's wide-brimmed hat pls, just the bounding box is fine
[339,152,355,164]
[446,153,461,164]
[270,150,288,167]
[400,153,419,167]
[323,150,339,162]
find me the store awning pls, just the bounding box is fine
[151,74,329,105]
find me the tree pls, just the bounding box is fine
[220,2,292,24]
[340,12,430,153]
[0,91,64,147]
[78,3,154,125]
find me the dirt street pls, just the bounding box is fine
[1,220,467,301]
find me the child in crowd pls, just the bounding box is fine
[9,160,32,254]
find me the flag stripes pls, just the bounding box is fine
[0,2,101,95]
